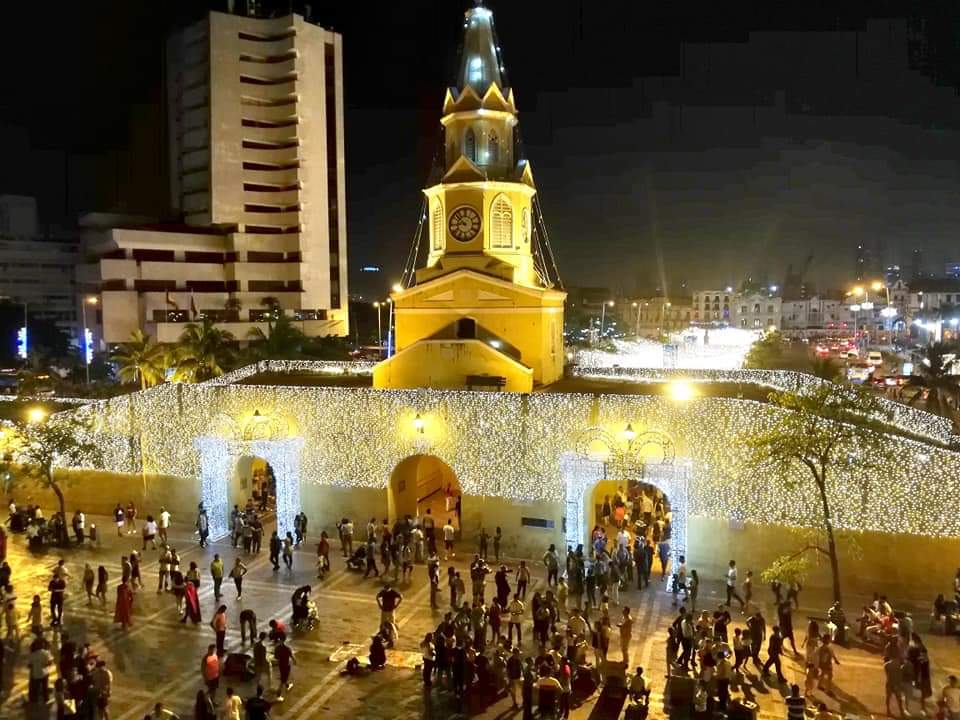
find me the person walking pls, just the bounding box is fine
[221,687,242,720]
[282,532,294,570]
[113,503,125,537]
[517,561,530,600]
[269,531,281,572]
[508,593,525,646]
[210,554,224,601]
[200,645,220,698]
[618,606,633,663]
[252,632,272,690]
[48,569,66,626]
[114,580,134,630]
[377,584,403,644]
[762,626,787,683]
[420,632,435,687]
[543,545,560,587]
[211,605,228,655]
[725,560,745,611]
[27,638,54,706]
[72,509,85,544]
[317,531,331,579]
[747,611,766,669]
[158,546,172,593]
[442,519,456,560]
[82,563,95,605]
[142,515,158,550]
[885,654,906,718]
[229,558,248,600]
[95,566,108,606]
[196,505,209,548]
[364,537,380,578]
[338,517,354,557]
[125,500,138,535]
[158,506,171,545]
[90,659,113,719]
[274,636,295,701]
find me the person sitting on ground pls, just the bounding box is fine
[291,586,312,623]
[369,633,387,669]
[630,666,651,704]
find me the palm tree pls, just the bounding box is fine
[112,330,168,390]
[247,313,306,360]
[172,318,235,382]
[906,342,960,422]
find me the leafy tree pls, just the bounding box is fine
[112,330,168,390]
[744,331,785,369]
[173,318,235,382]
[743,383,894,604]
[808,356,841,382]
[247,313,306,360]
[302,335,352,360]
[906,342,960,423]
[0,414,102,545]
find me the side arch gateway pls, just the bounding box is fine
[196,437,303,540]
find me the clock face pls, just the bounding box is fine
[448,206,481,242]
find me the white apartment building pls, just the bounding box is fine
[0,196,79,333]
[625,297,693,337]
[691,290,733,324]
[80,10,348,344]
[733,293,782,330]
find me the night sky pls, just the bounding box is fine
[1,1,959,296]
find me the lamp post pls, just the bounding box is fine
[81,296,98,385]
[599,300,614,338]
[373,301,383,351]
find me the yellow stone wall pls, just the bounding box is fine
[372,339,533,392]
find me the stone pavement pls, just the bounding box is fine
[0,514,957,719]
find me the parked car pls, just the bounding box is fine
[866,351,883,367]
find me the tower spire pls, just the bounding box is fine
[455,2,506,94]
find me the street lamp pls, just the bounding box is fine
[373,301,383,350]
[599,300,614,338]
[27,407,47,424]
[80,296,98,385]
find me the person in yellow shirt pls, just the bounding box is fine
[210,555,224,601]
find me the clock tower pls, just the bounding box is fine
[373,2,566,392]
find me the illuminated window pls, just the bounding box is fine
[520,207,530,244]
[464,128,476,162]
[490,194,513,248]
[488,131,499,163]
[431,200,443,250]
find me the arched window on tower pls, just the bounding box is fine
[464,128,476,163]
[490,194,513,248]
[488,131,499,164]
[520,207,530,244]
[431,200,443,250]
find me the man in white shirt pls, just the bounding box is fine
[158,507,171,544]
[442,520,456,560]
[616,528,631,550]
[507,594,525,645]
[725,560,745,611]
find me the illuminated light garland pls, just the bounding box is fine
[50,375,960,540]
[573,366,957,445]
[203,359,375,386]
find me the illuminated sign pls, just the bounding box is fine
[16,327,26,360]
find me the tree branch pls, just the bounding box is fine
[786,544,830,561]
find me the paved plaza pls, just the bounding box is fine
[0,514,957,719]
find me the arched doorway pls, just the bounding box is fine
[388,455,461,529]
[232,456,275,515]
[589,478,675,575]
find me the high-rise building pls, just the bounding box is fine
[0,196,79,335]
[80,10,347,344]
[373,3,565,392]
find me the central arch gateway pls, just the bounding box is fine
[560,453,690,569]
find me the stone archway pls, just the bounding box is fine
[560,452,691,569]
[196,437,304,540]
[388,454,460,528]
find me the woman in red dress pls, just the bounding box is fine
[182,580,202,624]
[114,579,134,629]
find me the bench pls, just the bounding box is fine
[466,375,506,390]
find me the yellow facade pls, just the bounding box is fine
[374,3,565,392]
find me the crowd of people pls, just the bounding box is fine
[1,490,959,720]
